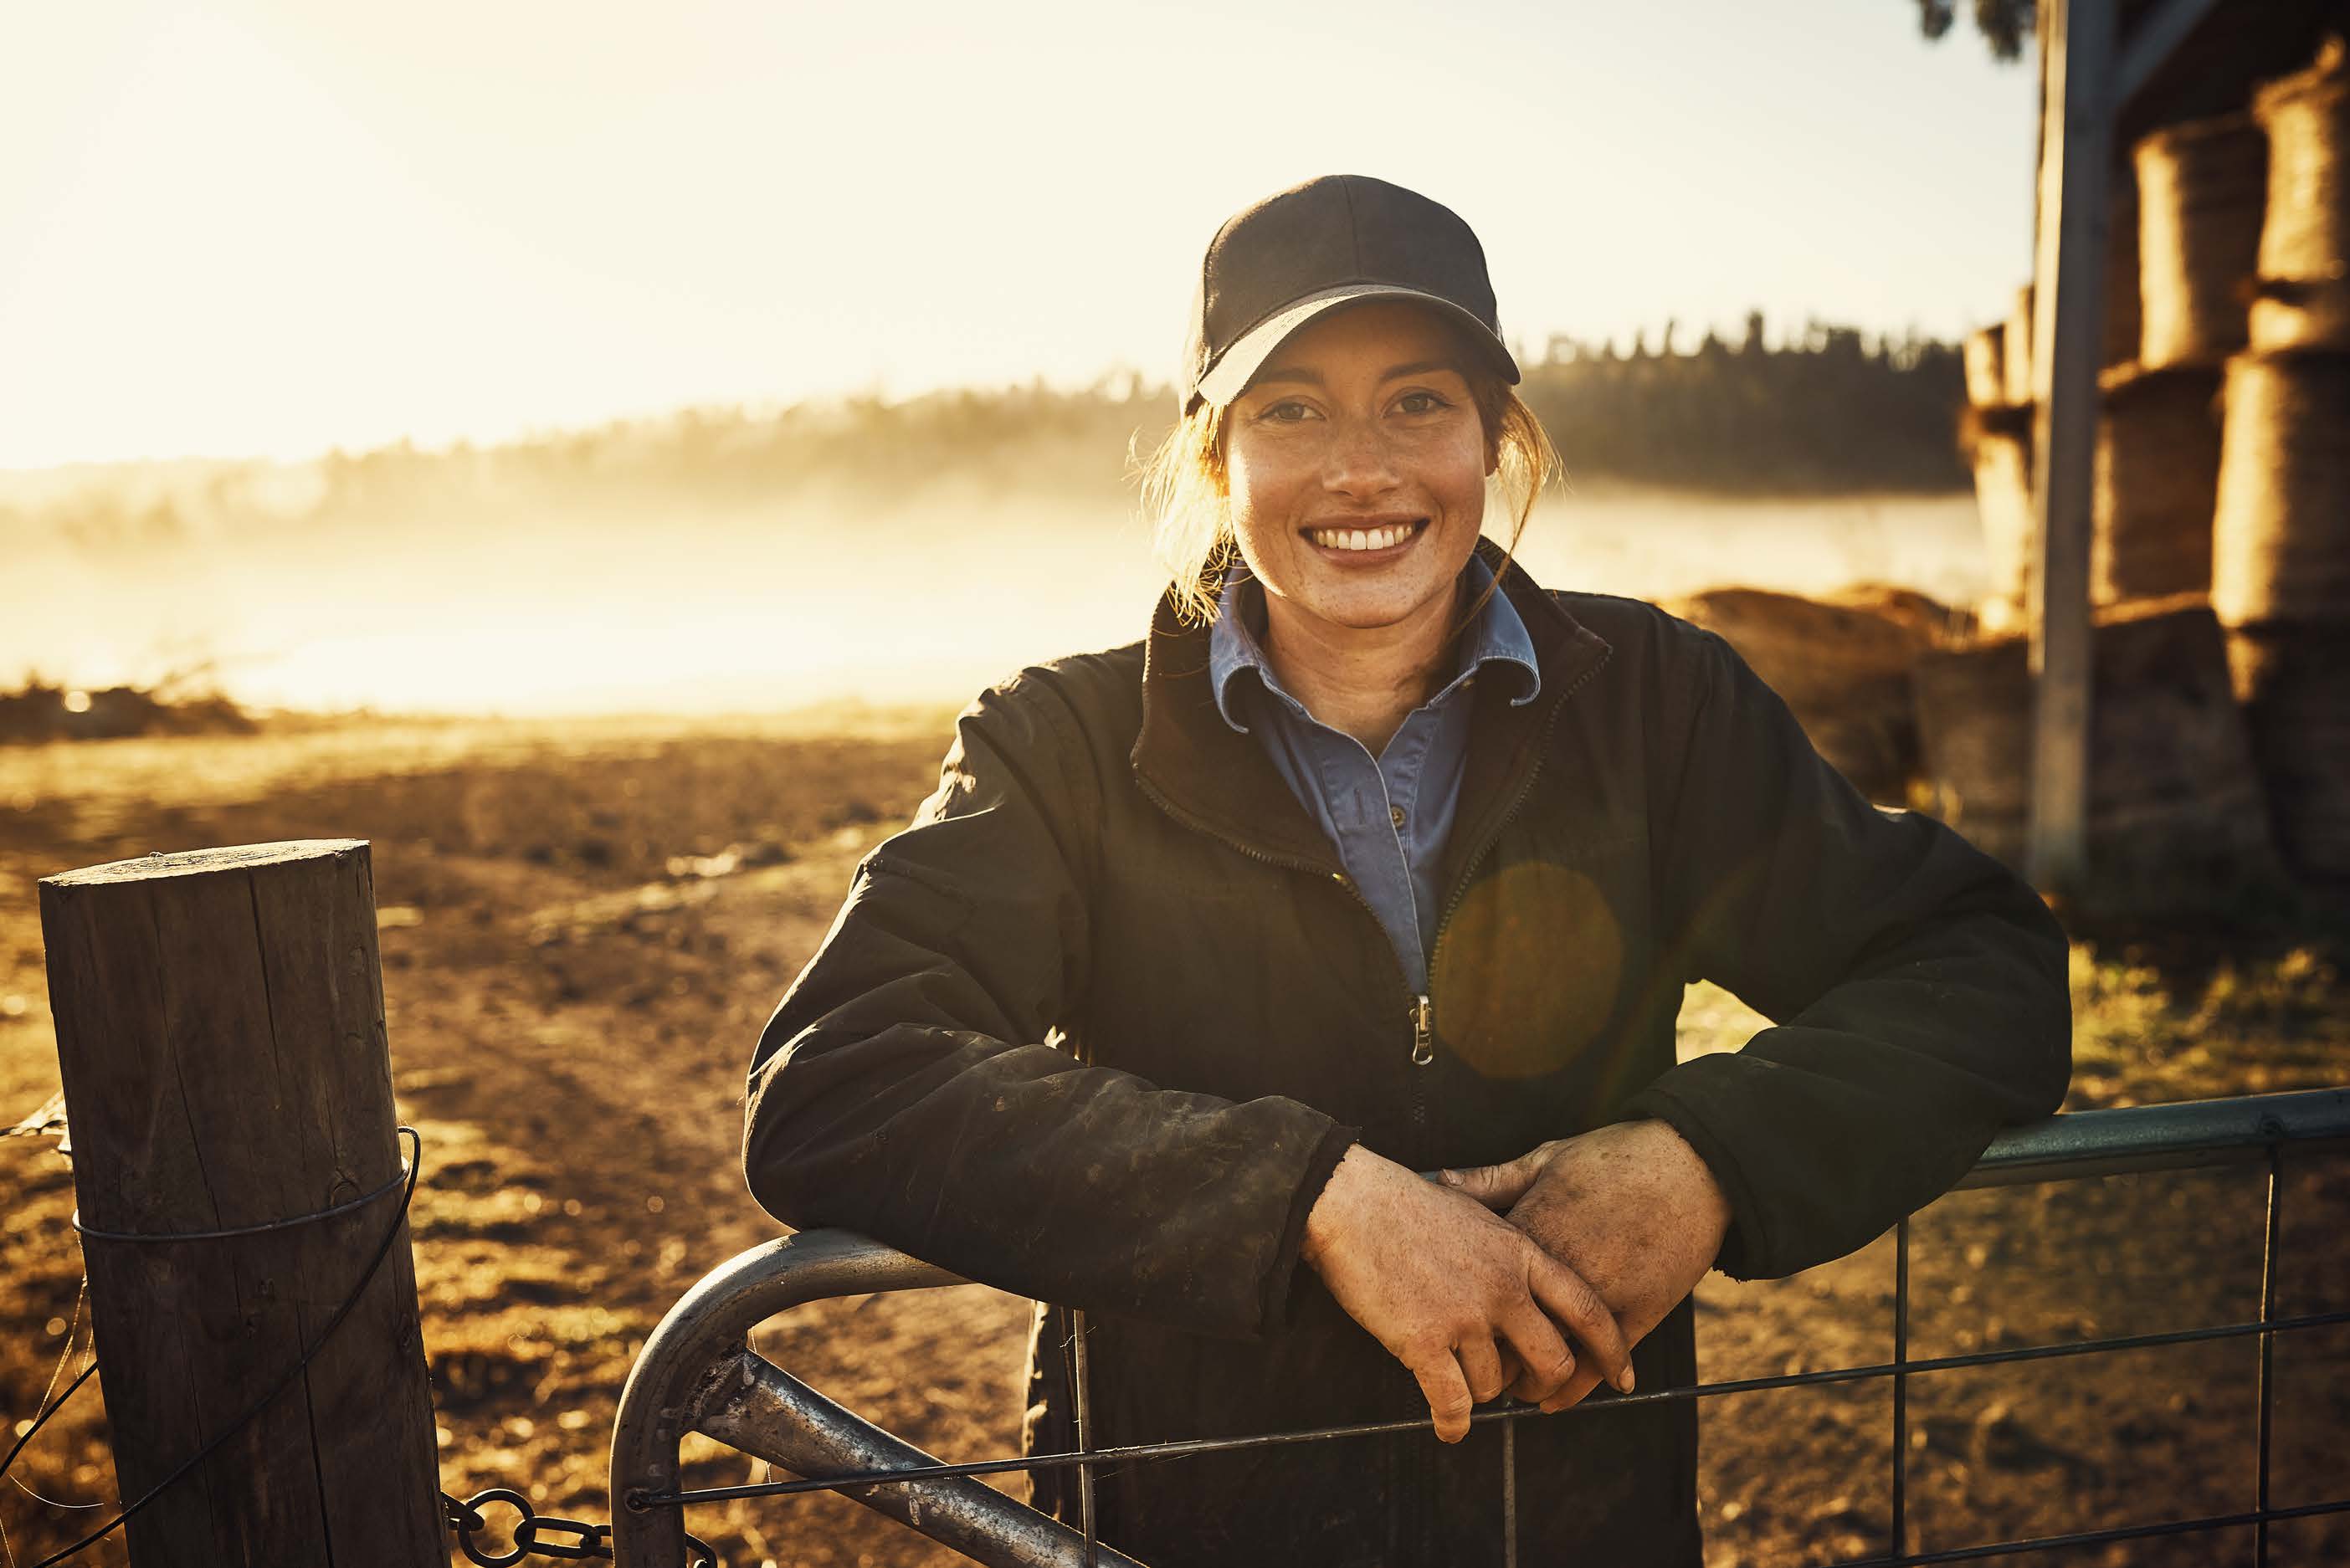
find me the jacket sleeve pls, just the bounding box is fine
[1619,622,2072,1280]
[741,669,1357,1340]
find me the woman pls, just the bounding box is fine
[744,174,2070,1565]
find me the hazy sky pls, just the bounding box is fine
[1,2,2039,469]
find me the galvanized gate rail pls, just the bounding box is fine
[608,1089,2350,1567]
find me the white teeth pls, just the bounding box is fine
[1310,522,1418,551]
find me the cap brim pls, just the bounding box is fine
[1193,284,1520,408]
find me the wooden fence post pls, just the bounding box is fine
[38,840,444,1565]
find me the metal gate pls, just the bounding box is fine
[608,1088,2350,1567]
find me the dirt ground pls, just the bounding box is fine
[1,715,2344,1567]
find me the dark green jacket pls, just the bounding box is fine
[743,544,2071,1565]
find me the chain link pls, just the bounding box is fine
[444,1487,721,1567]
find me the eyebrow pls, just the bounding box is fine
[1249,357,1466,387]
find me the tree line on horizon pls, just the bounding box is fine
[13,312,1969,549]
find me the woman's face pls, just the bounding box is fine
[1223,299,1492,643]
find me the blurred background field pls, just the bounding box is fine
[2,717,2343,1566]
[0,342,1985,721]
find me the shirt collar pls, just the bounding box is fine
[1207,552,1543,735]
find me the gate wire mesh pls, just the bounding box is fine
[644,1090,2350,1566]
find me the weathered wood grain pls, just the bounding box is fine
[39,839,444,1566]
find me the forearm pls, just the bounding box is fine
[1631,883,2070,1278]
[747,1012,1355,1339]
[1647,630,2071,1278]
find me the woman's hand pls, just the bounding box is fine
[1443,1119,1731,1412]
[1301,1144,1634,1442]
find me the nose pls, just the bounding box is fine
[1320,412,1401,500]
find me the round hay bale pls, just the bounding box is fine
[1912,637,2031,864]
[2136,112,2268,370]
[2226,620,2350,882]
[2003,284,2037,405]
[1913,605,2275,902]
[2091,363,2223,607]
[1966,325,2009,407]
[2106,174,2143,370]
[2250,38,2350,353]
[2250,274,2350,354]
[2210,350,2350,626]
[1667,587,1957,802]
[1969,424,2035,631]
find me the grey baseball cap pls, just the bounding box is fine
[1180,174,1520,411]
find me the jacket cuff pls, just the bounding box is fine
[1259,1122,1361,1335]
[1619,1063,1768,1280]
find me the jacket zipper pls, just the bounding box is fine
[1137,648,1612,1087]
[1137,637,1609,1549]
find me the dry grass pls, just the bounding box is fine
[0,718,2343,1566]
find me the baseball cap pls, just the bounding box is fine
[1180,174,1521,411]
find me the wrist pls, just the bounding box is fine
[1639,1117,1732,1243]
[1301,1141,1369,1270]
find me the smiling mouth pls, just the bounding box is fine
[1303,519,1429,552]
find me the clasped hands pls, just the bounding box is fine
[1300,1118,1732,1442]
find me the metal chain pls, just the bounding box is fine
[444,1486,721,1567]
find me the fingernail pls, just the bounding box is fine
[1618,1366,1636,1394]
[1438,1169,1460,1186]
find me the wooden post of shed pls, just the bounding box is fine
[38,841,444,1565]
[2027,0,2120,893]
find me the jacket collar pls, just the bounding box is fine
[1206,551,1542,735]
[1131,537,1610,871]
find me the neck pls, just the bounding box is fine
[1260,578,1463,755]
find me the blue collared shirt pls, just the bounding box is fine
[1208,555,1542,995]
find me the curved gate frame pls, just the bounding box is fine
[609,1089,2350,1568]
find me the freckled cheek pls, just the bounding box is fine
[1224,455,1311,539]
[1416,433,1490,524]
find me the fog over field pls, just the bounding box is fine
[0,468,1986,718]
[1,339,1991,716]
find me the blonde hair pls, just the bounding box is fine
[1137,373,1562,627]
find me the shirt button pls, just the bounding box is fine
[1390,805,1407,829]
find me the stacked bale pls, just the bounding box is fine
[1965,286,2041,634]
[1911,600,2276,907]
[1667,586,1963,806]
[1965,181,2143,634]
[2214,37,2350,882]
[1962,402,2036,636]
[1965,321,2008,408]
[2105,166,2144,372]
[2091,361,2223,606]
[2065,111,2270,617]
[2002,283,2038,405]
[2135,112,2267,370]
[2247,38,2350,355]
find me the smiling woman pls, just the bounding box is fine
[742,173,2072,1565]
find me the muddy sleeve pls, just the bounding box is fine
[1620,624,2072,1280]
[741,671,1356,1341]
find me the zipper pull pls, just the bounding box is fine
[1410,994,1434,1067]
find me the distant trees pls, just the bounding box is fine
[1519,317,1968,493]
[1911,0,2035,61]
[2,314,1972,551]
